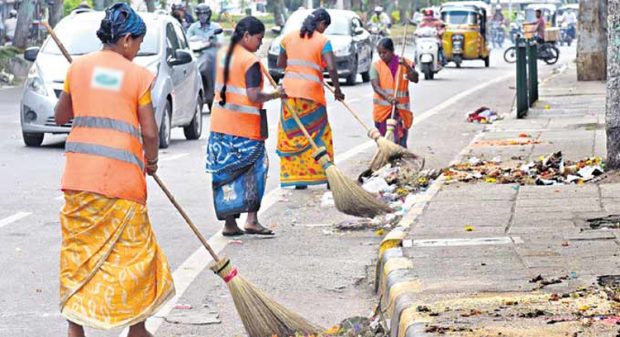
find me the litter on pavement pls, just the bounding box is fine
[444,152,604,185]
[467,106,502,124]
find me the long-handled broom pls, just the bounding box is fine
[263,70,391,218]
[384,23,411,142]
[43,22,323,337]
[322,82,424,173]
[152,174,322,337]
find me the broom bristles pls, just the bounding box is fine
[326,165,393,218]
[369,137,425,173]
[210,258,323,337]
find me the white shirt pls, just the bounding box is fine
[4,18,16,39]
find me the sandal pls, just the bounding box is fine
[244,226,275,236]
[222,229,245,237]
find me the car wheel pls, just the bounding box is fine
[484,56,490,68]
[422,63,433,80]
[184,96,203,140]
[159,101,172,149]
[361,70,370,83]
[346,57,358,86]
[23,132,44,147]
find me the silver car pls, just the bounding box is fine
[21,9,203,148]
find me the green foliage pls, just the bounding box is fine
[0,46,20,73]
[391,10,400,23]
[63,0,93,16]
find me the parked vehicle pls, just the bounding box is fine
[503,40,560,65]
[268,9,373,86]
[414,26,442,80]
[21,10,204,148]
[188,28,223,112]
[440,3,491,68]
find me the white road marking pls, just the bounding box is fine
[410,236,520,247]
[348,98,361,103]
[160,153,189,162]
[122,69,516,335]
[0,212,32,230]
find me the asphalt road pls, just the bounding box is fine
[0,45,576,337]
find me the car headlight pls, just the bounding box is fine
[269,43,280,55]
[333,45,352,57]
[26,66,47,96]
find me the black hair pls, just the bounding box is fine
[377,37,394,52]
[219,16,265,106]
[96,3,146,45]
[300,8,331,38]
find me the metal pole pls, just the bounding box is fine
[527,39,539,106]
[516,37,528,118]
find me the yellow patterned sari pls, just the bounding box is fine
[59,191,175,329]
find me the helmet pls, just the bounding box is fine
[195,3,211,15]
[496,4,502,10]
[171,1,185,11]
[9,9,17,17]
[374,6,383,12]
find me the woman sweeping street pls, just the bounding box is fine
[206,16,284,236]
[276,8,344,189]
[54,4,174,337]
[371,38,418,147]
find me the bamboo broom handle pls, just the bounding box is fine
[322,82,372,132]
[152,173,221,262]
[263,69,321,152]
[389,23,410,119]
[42,21,73,63]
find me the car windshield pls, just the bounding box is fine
[283,12,350,36]
[441,10,477,25]
[41,17,160,56]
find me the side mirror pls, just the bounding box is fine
[24,47,40,62]
[271,26,282,34]
[214,28,223,35]
[168,49,192,66]
[354,27,365,35]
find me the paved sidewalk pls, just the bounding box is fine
[377,64,620,337]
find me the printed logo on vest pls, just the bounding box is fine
[91,67,124,92]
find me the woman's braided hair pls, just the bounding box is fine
[300,8,331,38]
[219,16,265,106]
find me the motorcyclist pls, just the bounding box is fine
[187,4,222,44]
[531,9,546,43]
[558,9,577,40]
[4,10,17,42]
[418,9,446,64]
[369,6,391,35]
[492,5,505,24]
[171,2,194,30]
[491,5,505,47]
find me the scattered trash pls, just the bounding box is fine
[464,225,475,232]
[362,177,389,194]
[374,228,385,236]
[174,304,193,310]
[472,137,541,147]
[445,152,604,185]
[530,274,568,289]
[230,240,243,245]
[467,106,502,124]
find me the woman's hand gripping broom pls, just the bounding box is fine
[263,68,391,218]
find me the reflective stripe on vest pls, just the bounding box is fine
[287,59,322,72]
[376,88,409,98]
[72,116,141,138]
[214,83,247,96]
[216,102,261,115]
[65,142,145,171]
[284,72,323,85]
[373,98,410,110]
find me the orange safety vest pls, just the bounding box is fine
[372,57,414,128]
[61,50,154,204]
[281,30,328,106]
[210,45,266,140]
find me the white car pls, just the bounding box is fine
[21,9,204,148]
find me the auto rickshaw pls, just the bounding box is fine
[524,4,560,43]
[440,4,491,68]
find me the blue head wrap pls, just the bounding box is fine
[96,2,146,44]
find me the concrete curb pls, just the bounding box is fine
[373,61,574,336]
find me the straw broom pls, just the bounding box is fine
[43,22,322,337]
[152,174,322,337]
[322,82,424,173]
[384,22,411,142]
[263,69,391,218]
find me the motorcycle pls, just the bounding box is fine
[414,27,442,80]
[188,28,223,113]
[503,40,560,65]
[368,24,388,47]
[509,20,524,45]
[491,21,505,49]
[559,23,575,46]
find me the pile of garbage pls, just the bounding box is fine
[359,155,440,227]
[444,152,604,185]
[467,106,501,124]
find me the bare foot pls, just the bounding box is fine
[67,321,85,337]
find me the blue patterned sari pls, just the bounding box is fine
[206,132,268,220]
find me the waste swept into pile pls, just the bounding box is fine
[467,106,502,124]
[444,152,604,185]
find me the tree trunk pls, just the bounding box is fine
[577,0,608,81]
[49,0,64,28]
[269,0,286,26]
[145,0,156,12]
[607,0,620,168]
[14,0,36,49]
